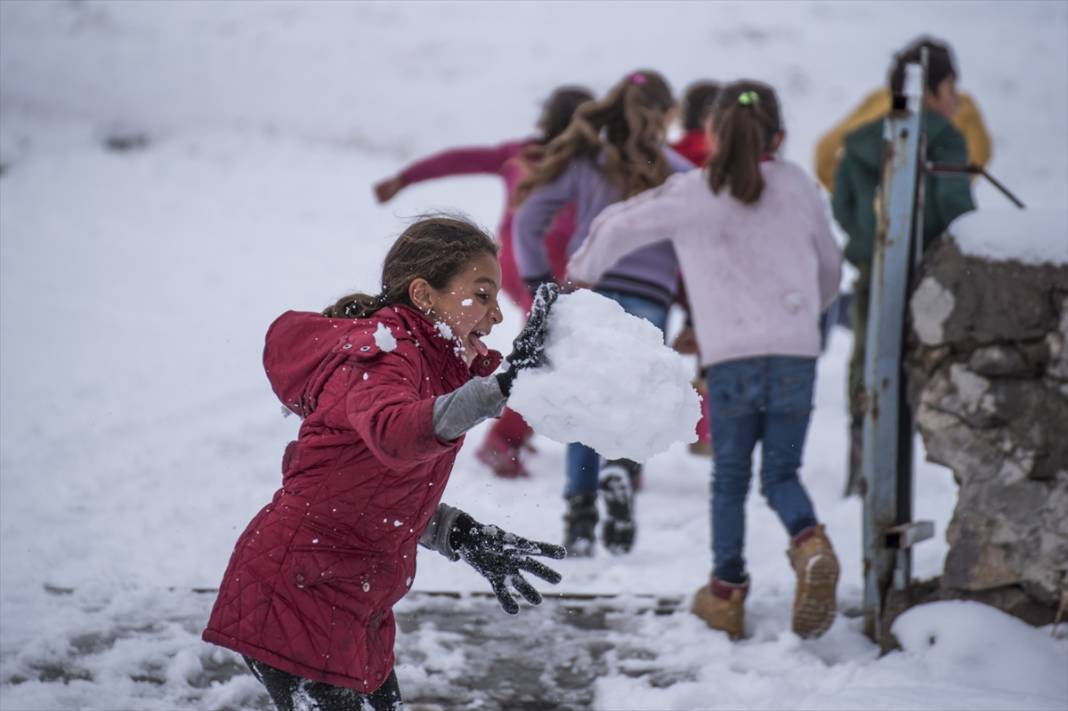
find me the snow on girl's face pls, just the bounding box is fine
[427,252,503,365]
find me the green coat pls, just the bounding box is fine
[831,111,975,268]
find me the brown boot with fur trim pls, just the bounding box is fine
[691,577,748,640]
[788,524,839,638]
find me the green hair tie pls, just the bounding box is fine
[738,90,759,106]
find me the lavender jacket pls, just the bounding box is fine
[514,148,693,307]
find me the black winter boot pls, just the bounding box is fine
[599,460,638,555]
[563,493,598,558]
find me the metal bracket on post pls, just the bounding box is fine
[861,55,931,645]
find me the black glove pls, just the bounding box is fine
[524,274,555,298]
[448,512,566,614]
[497,282,560,396]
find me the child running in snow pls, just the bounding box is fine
[569,80,843,640]
[513,69,694,558]
[203,217,565,710]
[373,86,594,481]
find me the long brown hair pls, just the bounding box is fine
[323,216,498,319]
[515,70,675,203]
[706,80,782,205]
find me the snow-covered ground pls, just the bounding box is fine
[1,1,1066,709]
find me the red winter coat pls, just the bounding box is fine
[202,305,502,692]
[671,129,711,167]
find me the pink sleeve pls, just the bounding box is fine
[399,142,524,186]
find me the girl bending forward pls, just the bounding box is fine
[203,217,564,710]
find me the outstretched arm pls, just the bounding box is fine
[419,502,566,615]
[568,174,686,285]
[374,142,520,203]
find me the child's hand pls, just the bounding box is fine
[497,282,560,395]
[373,176,404,203]
[672,326,699,355]
[448,513,566,615]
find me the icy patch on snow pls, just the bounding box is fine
[508,290,700,462]
[950,208,1068,266]
[892,601,1068,703]
[373,322,396,352]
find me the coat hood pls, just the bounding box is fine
[263,305,503,418]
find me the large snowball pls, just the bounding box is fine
[508,290,700,462]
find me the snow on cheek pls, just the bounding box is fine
[507,290,701,462]
[461,298,473,307]
[373,322,397,351]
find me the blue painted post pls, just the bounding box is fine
[861,59,925,643]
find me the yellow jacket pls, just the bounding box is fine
[813,88,992,192]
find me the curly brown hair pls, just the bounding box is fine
[323,216,498,319]
[515,70,675,204]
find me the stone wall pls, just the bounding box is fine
[906,237,1068,620]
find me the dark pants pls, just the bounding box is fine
[705,356,819,584]
[245,656,403,711]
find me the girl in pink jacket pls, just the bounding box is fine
[204,217,564,710]
[569,81,843,642]
[373,86,593,480]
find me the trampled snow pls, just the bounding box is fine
[2,1,1067,709]
[508,290,701,462]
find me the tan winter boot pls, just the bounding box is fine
[788,524,840,638]
[691,577,749,640]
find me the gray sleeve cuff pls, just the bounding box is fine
[418,502,464,561]
[432,375,508,441]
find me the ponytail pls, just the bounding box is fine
[706,81,782,205]
[323,293,386,319]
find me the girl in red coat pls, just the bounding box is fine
[373,86,593,480]
[203,217,564,711]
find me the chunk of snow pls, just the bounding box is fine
[373,322,397,352]
[508,290,700,462]
[892,601,1068,702]
[950,208,1068,266]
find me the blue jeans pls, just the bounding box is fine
[565,290,668,496]
[705,356,819,583]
